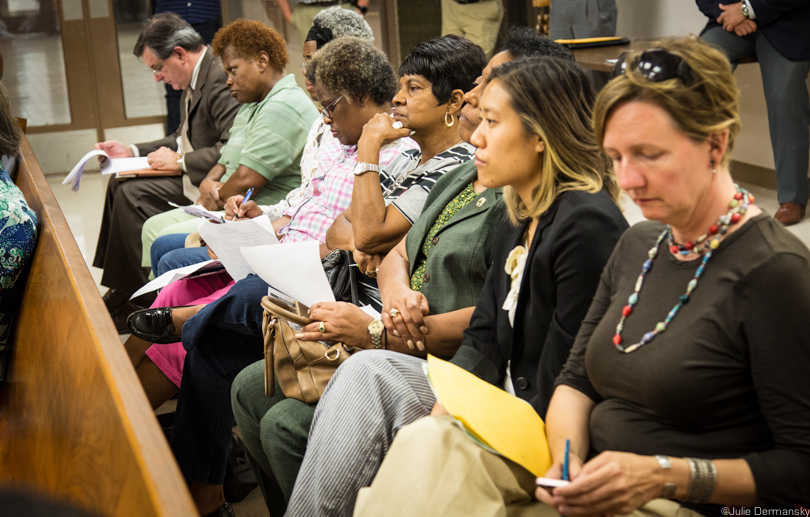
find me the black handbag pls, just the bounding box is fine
[321,249,359,305]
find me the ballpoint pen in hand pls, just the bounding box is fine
[237,187,255,218]
[562,439,570,482]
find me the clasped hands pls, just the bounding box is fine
[381,285,430,351]
[717,2,757,36]
[535,451,665,517]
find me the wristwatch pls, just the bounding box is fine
[741,0,750,18]
[354,162,380,176]
[368,319,384,349]
[655,455,678,499]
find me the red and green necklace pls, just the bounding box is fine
[612,185,755,353]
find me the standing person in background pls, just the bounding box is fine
[548,0,617,41]
[93,13,238,324]
[441,0,504,58]
[153,0,222,134]
[549,0,617,89]
[275,0,369,46]
[696,0,810,226]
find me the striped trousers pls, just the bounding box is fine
[286,350,436,516]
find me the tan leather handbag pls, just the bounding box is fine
[261,295,359,404]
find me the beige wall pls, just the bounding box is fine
[615,0,810,171]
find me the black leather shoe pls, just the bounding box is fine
[102,288,132,313]
[202,502,235,517]
[111,300,146,334]
[126,306,189,344]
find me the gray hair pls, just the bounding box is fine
[307,37,396,106]
[312,7,374,41]
[0,82,21,157]
[133,13,205,59]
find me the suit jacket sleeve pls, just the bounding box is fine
[747,0,808,26]
[135,55,238,185]
[183,66,237,184]
[696,0,805,28]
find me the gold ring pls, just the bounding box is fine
[319,321,326,333]
[366,269,377,278]
[389,309,400,319]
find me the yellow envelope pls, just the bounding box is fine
[427,355,552,476]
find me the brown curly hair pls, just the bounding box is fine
[211,19,288,72]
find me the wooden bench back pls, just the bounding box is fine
[0,136,196,517]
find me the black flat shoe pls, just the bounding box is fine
[126,306,190,344]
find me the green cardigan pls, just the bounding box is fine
[405,160,506,316]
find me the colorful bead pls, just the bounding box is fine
[613,186,752,355]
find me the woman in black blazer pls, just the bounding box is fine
[286,57,628,517]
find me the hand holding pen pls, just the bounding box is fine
[224,189,262,221]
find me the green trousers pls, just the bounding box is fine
[231,360,316,514]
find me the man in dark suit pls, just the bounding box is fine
[93,13,239,326]
[696,0,810,225]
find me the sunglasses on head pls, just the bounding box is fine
[611,48,693,84]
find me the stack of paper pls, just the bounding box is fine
[241,240,335,308]
[63,149,161,191]
[425,355,553,476]
[197,217,279,281]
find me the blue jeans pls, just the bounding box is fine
[151,234,211,277]
[170,274,270,485]
[702,26,810,205]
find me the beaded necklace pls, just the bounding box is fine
[612,185,754,354]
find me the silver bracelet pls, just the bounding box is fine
[684,458,717,503]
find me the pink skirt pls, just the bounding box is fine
[144,272,234,387]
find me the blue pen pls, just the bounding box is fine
[237,187,255,218]
[562,439,570,481]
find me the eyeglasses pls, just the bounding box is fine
[321,96,343,119]
[611,48,693,84]
[147,61,165,76]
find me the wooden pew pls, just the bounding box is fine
[0,136,197,517]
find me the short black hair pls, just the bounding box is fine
[501,25,574,61]
[133,13,205,59]
[399,34,486,104]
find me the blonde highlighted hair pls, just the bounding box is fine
[489,57,620,224]
[594,36,741,168]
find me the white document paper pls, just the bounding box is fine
[130,259,220,299]
[168,202,228,223]
[241,240,335,308]
[63,150,153,192]
[198,218,280,281]
[359,305,381,319]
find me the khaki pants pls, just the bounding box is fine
[441,0,504,58]
[354,416,703,517]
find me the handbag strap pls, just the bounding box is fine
[262,307,276,397]
[261,296,312,326]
